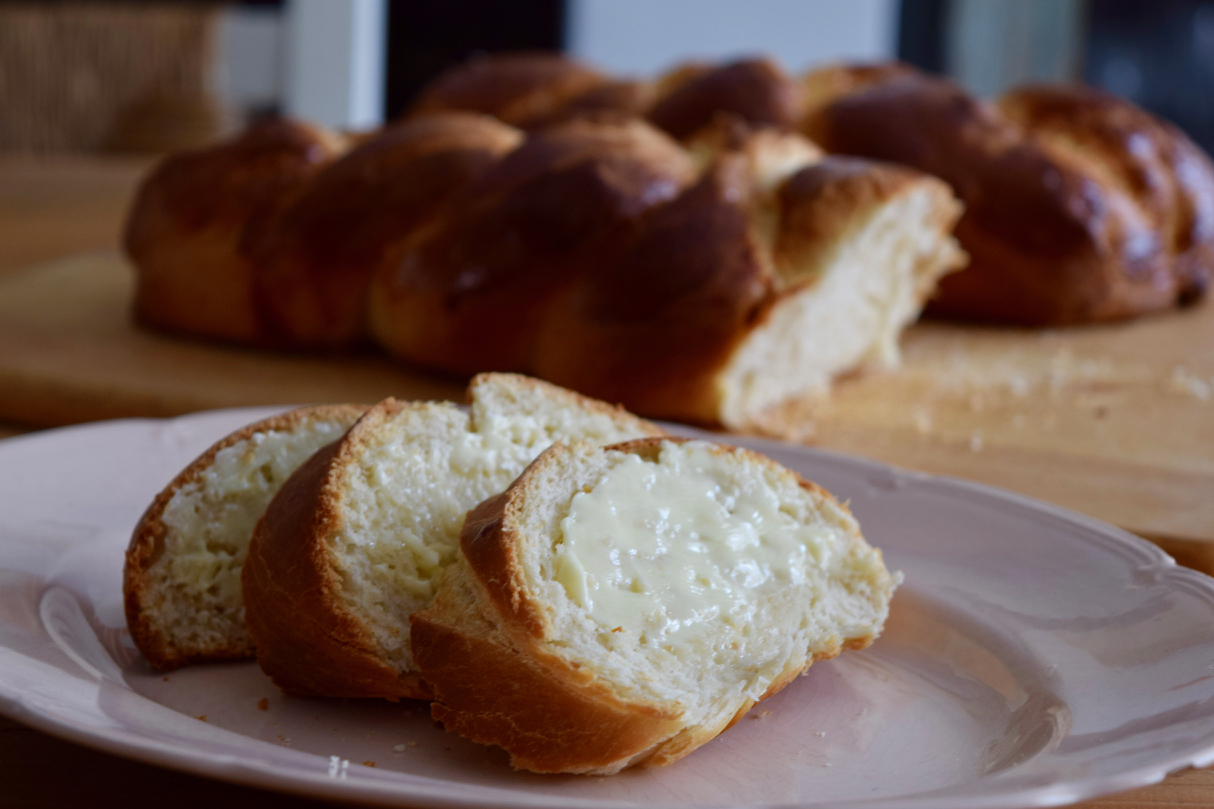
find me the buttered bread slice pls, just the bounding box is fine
[411,437,898,774]
[124,404,368,670]
[242,373,664,699]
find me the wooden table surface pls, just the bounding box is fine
[0,155,1211,809]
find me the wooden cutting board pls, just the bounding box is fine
[2,251,1212,569]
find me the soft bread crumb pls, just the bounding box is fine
[414,437,899,774]
[719,182,964,429]
[244,375,663,697]
[335,381,662,672]
[127,405,364,669]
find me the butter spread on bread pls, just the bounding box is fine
[412,437,898,774]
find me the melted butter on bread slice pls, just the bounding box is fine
[412,437,899,774]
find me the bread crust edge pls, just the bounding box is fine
[241,399,432,699]
[123,403,368,671]
[412,437,883,774]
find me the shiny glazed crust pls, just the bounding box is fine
[647,57,805,140]
[410,437,881,774]
[123,53,968,427]
[533,153,963,423]
[368,118,699,374]
[810,70,1214,323]
[408,52,612,129]
[125,119,346,343]
[123,403,368,671]
[246,113,523,348]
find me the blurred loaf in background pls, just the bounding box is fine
[409,51,1214,325]
[124,56,968,429]
[15,1,1208,430]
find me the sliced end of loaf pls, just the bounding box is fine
[413,437,899,774]
[717,157,966,429]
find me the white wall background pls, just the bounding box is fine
[566,0,899,76]
[213,5,283,118]
[285,0,386,129]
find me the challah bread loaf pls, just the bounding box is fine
[246,113,523,347]
[125,119,347,343]
[411,437,899,774]
[535,128,965,426]
[807,69,1214,323]
[241,373,664,699]
[124,56,966,428]
[367,119,961,428]
[367,118,698,373]
[124,404,366,670]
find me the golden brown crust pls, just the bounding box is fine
[412,437,874,774]
[369,118,697,373]
[774,155,963,281]
[648,58,805,141]
[533,147,960,425]
[998,84,1214,305]
[465,373,668,441]
[241,399,432,699]
[125,119,345,343]
[123,403,368,671]
[524,79,653,129]
[799,61,919,144]
[532,156,770,423]
[246,114,522,348]
[411,598,681,774]
[815,72,1213,323]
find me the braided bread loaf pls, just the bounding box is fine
[407,53,1214,324]
[126,119,346,343]
[126,55,967,429]
[801,65,1214,324]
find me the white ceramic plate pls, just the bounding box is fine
[1,408,1213,809]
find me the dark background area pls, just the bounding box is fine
[384,0,564,118]
[1084,0,1214,153]
[896,0,1214,154]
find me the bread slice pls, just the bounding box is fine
[124,404,367,670]
[241,373,665,700]
[411,437,899,774]
[531,130,965,430]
